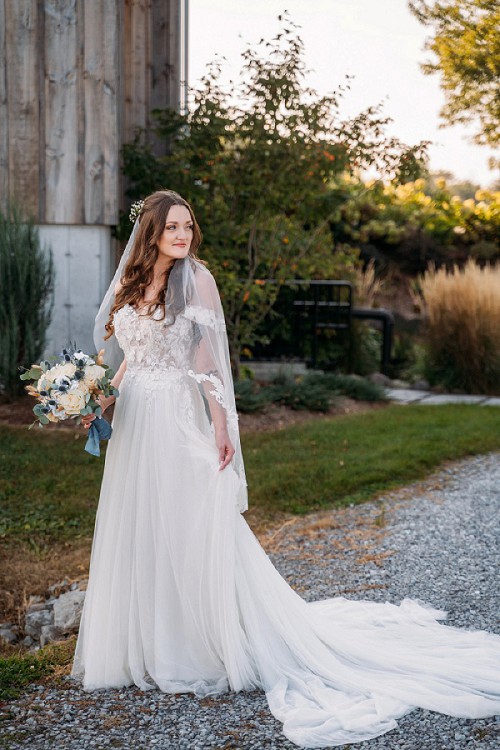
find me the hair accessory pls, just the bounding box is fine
[129,199,145,223]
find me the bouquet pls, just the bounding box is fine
[20,345,119,456]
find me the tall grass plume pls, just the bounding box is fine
[419,259,500,394]
[353,259,383,308]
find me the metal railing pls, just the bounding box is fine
[244,279,393,375]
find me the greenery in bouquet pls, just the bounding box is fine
[19,346,119,427]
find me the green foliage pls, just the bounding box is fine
[0,206,54,398]
[234,372,385,413]
[427,170,481,200]
[328,175,500,274]
[386,331,425,381]
[235,376,332,413]
[0,639,74,700]
[119,14,428,374]
[343,322,383,376]
[266,379,333,412]
[234,380,270,413]
[0,650,52,700]
[299,320,383,377]
[409,0,500,151]
[302,372,386,401]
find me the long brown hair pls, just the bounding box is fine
[105,190,203,340]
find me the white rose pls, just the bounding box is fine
[43,363,77,384]
[83,364,106,386]
[55,385,87,416]
[54,375,73,389]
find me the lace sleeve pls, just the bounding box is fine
[185,272,237,433]
[183,305,227,332]
[181,263,248,512]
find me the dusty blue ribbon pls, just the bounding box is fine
[84,417,113,457]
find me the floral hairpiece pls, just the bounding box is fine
[129,199,145,223]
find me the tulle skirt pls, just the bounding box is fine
[71,368,500,748]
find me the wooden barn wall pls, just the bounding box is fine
[122,0,181,154]
[43,0,82,223]
[3,0,40,219]
[0,0,181,225]
[0,1,7,207]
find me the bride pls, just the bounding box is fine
[70,189,500,748]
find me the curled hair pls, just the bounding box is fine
[105,190,204,340]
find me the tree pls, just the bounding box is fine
[121,14,428,376]
[427,170,480,199]
[409,1,500,150]
[327,175,500,274]
[0,206,54,397]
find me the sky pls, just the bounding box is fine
[188,0,498,187]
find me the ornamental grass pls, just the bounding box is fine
[419,259,500,394]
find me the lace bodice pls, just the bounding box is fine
[113,303,195,374]
[94,249,247,512]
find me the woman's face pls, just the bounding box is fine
[157,204,194,263]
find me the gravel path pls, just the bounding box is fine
[1,452,499,750]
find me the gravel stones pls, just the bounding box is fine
[1,451,499,749]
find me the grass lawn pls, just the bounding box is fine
[0,639,75,702]
[1,404,500,699]
[0,428,104,553]
[243,403,500,514]
[1,404,500,549]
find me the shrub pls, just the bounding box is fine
[234,380,269,413]
[419,259,500,393]
[235,377,332,413]
[266,379,333,412]
[302,372,386,402]
[330,321,382,376]
[234,372,386,413]
[0,206,54,397]
[330,176,500,276]
[385,320,425,382]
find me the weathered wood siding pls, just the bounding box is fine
[123,0,181,151]
[0,1,10,209]
[0,0,182,225]
[44,0,81,223]
[4,1,40,218]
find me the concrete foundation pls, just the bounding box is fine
[244,361,309,381]
[38,225,114,357]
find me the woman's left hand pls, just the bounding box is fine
[216,429,235,470]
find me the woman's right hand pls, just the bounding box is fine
[81,413,97,430]
[81,394,115,430]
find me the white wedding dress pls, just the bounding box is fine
[71,301,500,748]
